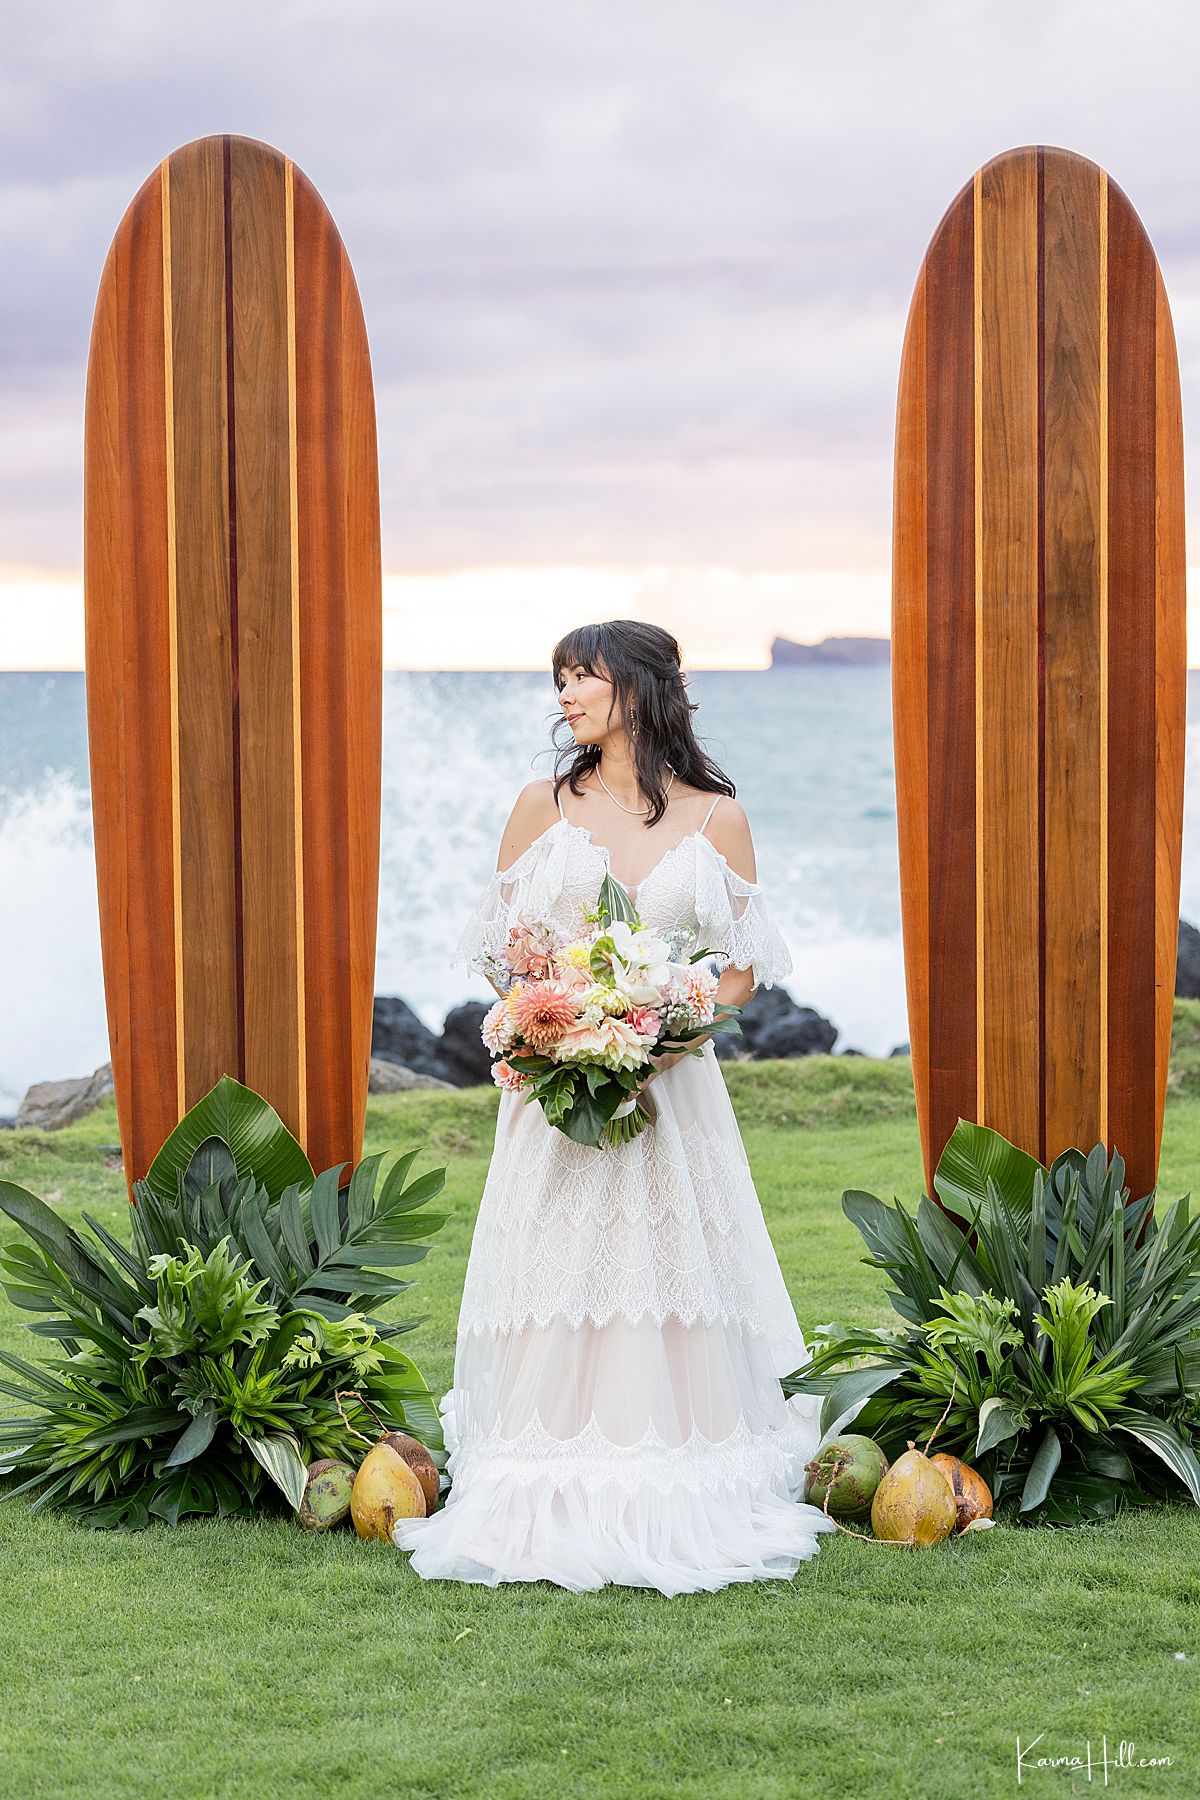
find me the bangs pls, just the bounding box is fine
[551,624,606,686]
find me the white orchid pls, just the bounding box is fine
[606,920,676,1005]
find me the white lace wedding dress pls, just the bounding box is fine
[392,792,836,1594]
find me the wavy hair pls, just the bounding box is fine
[549,620,734,828]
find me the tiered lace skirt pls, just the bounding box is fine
[392,1041,836,1594]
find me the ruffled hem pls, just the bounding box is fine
[392,1387,838,1596]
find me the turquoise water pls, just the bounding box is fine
[2,667,1195,1118]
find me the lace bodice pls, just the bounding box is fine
[450,814,793,991]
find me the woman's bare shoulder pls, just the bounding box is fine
[494,779,561,871]
[701,795,756,881]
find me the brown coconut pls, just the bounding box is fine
[380,1430,440,1512]
[929,1453,994,1532]
[350,1441,426,1541]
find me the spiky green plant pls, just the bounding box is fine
[785,1123,1200,1524]
[0,1076,450,1529]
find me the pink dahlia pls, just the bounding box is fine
[492,1058,531,1092]
[681,967,718,1024]
[509,980,579,1049]
[627,1004,662,1040]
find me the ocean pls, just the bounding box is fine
[2,666,1197,1120]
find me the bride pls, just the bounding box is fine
[392,620,837,1594]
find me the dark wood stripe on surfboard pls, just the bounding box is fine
[922,174,976,1200]
[1106,178,1159,1195]
[169,137,239,1111]
[978,148,1040,1161]
[228,137,302,1131]
[1042,150,1103,1165]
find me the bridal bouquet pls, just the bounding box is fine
[476,871,742,1147]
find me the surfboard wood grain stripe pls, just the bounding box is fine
[1105,192,1159,1197]
[892,144,1185,1206]
[85,134,382,1199]
[169,137,239,1110]
[921,176,976,1197]
[229,140,302,1134]
[1155,272,1187,1171]
[84,169,181,1179]
[892,267,930,1170]
[1042,149,1102,1165]
[978,147,1040,1158]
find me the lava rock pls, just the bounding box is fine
[1177,920,1200,999]
[372,996,448,1078]
[436,1002,496,1086]
[752,1007,839,1060]
[715,987,838,1061]
[368,1058,455,1095]
[16,1062,114,1131]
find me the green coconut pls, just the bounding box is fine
[297,1458,356,1532]
[804,1434,889,1517]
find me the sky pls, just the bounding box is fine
[3,0,1200,668]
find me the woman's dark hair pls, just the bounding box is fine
[549,620,735,827]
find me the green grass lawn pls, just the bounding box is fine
[1,1039,1197,1799]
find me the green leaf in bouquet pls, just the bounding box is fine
[560,1081,612,1148]
[597,872,638,928]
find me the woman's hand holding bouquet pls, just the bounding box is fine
[476,873,742,1147]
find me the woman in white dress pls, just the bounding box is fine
[393,621,836,1594]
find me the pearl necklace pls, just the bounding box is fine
[595,763,675,815]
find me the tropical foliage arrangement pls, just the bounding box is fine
[786,1120,1200,1525]
[0,1076,449,1529]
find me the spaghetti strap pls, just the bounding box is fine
[556,785,566,820]
[699,795,721,838]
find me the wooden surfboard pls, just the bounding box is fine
[892,144,1186,1206]
[84,135,382,1200]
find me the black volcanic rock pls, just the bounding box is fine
[372,996,448,1078]
[752,1008,839,1060]
[1177,920,1200,999]
[437,1002,497,1086]
[714,986,838,1061]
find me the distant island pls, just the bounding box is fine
[770,635,890,667]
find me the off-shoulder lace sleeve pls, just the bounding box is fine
[449,830,553,980]
[448,865,522,977]
[693,846,793,991]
